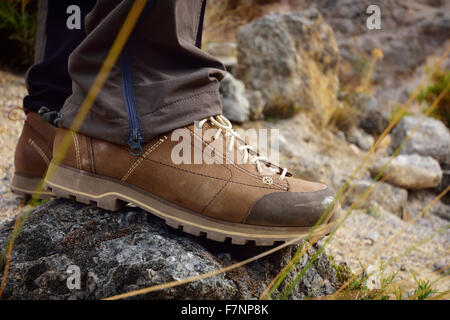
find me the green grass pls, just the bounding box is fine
[327,254,353,285]
[366,203,381,219]
[26,197,49,208]
[410,271,438,300]
[0,0,38,70]
[389,104,414,122]
[417,67,450,128]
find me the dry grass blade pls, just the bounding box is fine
[275,176,390,299]
[0,204,25,298]
[0,0,148,298]
[259,145,386,300]
[1,5,449,302]
[263,72,449,299]
[103,237,300,300]
[370,255,448,300]
[258,47,449,299]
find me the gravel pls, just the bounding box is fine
[0,70,26,221]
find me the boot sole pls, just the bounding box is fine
[44,162,342,246]
[11,173,54,200]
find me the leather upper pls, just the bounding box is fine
[53,122,338,227]
[14,112,57,177]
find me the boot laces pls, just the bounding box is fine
[198,115,288,180]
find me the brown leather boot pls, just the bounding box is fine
[12,112,57,199]
[45,115,341,245]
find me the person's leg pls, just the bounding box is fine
[45,0,341,245]
[59,0,226,153]
[12,0,95,198]
[23,0,96,113]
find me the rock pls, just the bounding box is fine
[364,231,379,245]
[432,262,449,275]
[245,90,265,120]
[344,179,408,217]
[370,154,443,189]
[204,42,237,73]
[406,189,450,221]
[236,9,340,121]
[347,127,374,151]
[365,265,381,290]
[219,73,250,123]
[389,116,450,165]
[336,130,346,141]
[276,113,375,195]
[437,163,450,204]
[352,94,389,135]
[0,199,343,300]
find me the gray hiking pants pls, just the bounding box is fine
[26,0,226,151]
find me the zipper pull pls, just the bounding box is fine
[38,106,63,127]
[128,128,143,157]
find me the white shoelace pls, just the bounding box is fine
[197,115,288,180]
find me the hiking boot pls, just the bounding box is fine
[44,115,341,245]
[11,112,57,199]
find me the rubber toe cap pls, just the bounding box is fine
[244,187,338,227]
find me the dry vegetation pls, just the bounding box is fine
[203,0,305,45]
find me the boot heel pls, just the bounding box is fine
[11,173,53,200]
[45,162,126,212]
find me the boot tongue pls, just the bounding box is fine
[190,121,247,164]
[189,118,290,178]
[207,121,285,176]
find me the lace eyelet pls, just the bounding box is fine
[262,176,274,185]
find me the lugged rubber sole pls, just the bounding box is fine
[44,162,341,246]
[11,173,53,200]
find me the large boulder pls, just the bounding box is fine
[370,154,443,189]
[0,199,342,300]
[219,73,250,123]
[389,116,450,165]
[236,9,340,122]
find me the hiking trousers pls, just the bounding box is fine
[24,0,226,151]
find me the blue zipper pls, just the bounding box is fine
[120,0,155,157]
[121,43,144,157]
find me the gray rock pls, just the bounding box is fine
[364,231,379,244]
[347,127,374,151]
[365,265,381,290]
[336,131,346,141]
[389,116,450,165]
[370,154,443,189]
[437,163,450,204]
[219,73,250,123]
[359,108,390,136]
[0,199,343,300]
[245,90,265,120]
[236,9,340,121]
[344,179,408,217]
[406,189,450,221]
[348,93,389,135]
